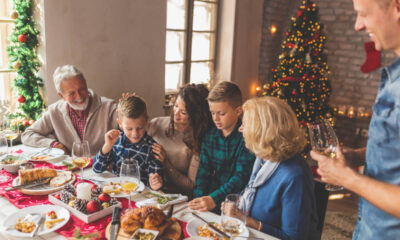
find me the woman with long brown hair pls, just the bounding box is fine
[147,84,213,196]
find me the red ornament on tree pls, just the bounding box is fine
[18,95,26,103]
[292,90,298,96]
[297,10,303,17]
[18,34,27,43]
[285,32,289,36]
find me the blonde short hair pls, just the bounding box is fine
[242,96,306,162]
[118,95,148,120]
[207,81,242,108]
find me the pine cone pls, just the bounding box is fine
[60,190,74,204]
[109,198,119,206]
[74,199,89,214]
[91,186,102,198]
[64,183,76,195]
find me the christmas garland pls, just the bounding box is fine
[6,0,45,130]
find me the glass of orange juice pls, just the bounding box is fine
[72,141,90,179]
[120,158,140,209]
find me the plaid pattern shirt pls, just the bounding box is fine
[194,120,255,210]
[93,131,163,186]
[68,102,90,140]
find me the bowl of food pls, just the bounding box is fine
[0,155,28,173]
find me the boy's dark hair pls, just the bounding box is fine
[207,81,242,108]
[118,95,148,119]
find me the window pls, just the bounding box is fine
[0,0,15,108]
[165,0,218,93]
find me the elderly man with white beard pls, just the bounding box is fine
[21,65,118,155]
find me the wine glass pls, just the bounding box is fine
[0,136,10,183]
[308,119,344,191]
[120,158,140,210]
[3,120,19,154]
[221,193,247,236]
[72,140,91,179]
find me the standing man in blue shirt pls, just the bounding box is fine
[311,0,400,239]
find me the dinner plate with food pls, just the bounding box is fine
[11,168,75,195]
[0,155,28,173]
[186,215,249,239]
[100,177,145,197]
[28,148,65,162]
[1,205,70,238]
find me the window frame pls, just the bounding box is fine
[165,0,219,93]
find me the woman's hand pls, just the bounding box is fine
[149,173,163,190]
[152,143,166,163]
[188,196,216,211]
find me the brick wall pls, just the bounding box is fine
[259,0,398,144]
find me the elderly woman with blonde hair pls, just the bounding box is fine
[224,96,319,240]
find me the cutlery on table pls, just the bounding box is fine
[30,147,52,158]
[192,212,230,239]
[31,214,45,237]
[5,178,51,192]
[109,207,122,240]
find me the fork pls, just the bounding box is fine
[30,147,52,158]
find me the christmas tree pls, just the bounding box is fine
[262,0,331,126]
[6,0,45,129]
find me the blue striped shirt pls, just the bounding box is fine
[93,131,163,186]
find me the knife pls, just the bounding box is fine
[31,214,45,237]
[5,178,50,192]
[110,207,122,240]
[192,212,230,238]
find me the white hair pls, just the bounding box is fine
[53,65,85,93]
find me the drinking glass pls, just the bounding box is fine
[3,120,19,154]
[221,193,247,236]
[0,136,9,183]
[72,141,91,179]
[120,158,141,210]
[308,119,344,191]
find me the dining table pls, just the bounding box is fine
[0,145,277,240]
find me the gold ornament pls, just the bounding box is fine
[68,200,75,207]
[102,202,110,209]
[279,53,285,59]
[13,60,21,70]
[10,11,18,19]
[306,53,312,64]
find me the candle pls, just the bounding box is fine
[76,182,91,200]
[347,106,355,118]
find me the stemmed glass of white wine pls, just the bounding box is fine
[308,119,344,191]
[72,140,91,179]
[0,136,9,183]
[120,158,140,210]
[3,120,19,155]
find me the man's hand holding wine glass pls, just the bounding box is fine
[311,146,357,187]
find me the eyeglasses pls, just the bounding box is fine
[62,88,89,99]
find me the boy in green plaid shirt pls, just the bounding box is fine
[189,81,255,212]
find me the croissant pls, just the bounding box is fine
[19,168,57,185]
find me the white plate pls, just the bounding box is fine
[131,228,159,240]
[12,170,75,195]
[28,148,65,162]
[2,205,70,238]
[101,177,145,197]
[187,215,249,239]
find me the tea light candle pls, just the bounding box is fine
[76,182,91,200]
